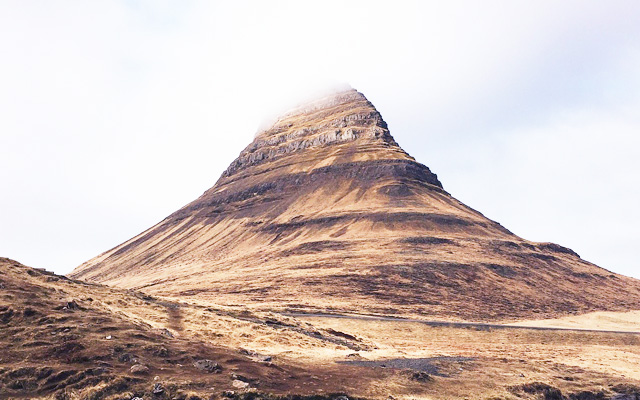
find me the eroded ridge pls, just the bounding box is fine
[223,89,401,178]
[71,88,640,322]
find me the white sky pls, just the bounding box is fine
[1,1,639,279]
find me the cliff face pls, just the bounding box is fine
[72,89,640,321]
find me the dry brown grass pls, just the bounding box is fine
[3,257,640,399]
[71,90,640,323]
[21,89,640,399]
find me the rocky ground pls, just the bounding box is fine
[0,258,385,399]
[2,257,640,399]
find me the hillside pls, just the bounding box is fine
[0,257,393,399]
[4,257,640,399]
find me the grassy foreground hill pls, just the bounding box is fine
[3,257,640,399]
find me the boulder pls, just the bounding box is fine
[231,379,249,389]
[152,382,164,395]
[193,359,221,373]
[130,364,149,375]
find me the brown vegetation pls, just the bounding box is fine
[3,258,640,399]
[9,89,640,399]
[71,89,640,321]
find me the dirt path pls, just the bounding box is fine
[285,312,640,335]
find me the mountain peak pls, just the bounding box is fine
[259,88,379,135]
[71,89,640,322]
[222,88,409,179]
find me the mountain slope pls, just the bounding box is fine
[71,89,640,321]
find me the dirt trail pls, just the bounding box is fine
[286,312,640,335]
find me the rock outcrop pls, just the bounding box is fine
[71,88,640,321]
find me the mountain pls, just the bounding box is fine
[71,88,640,321]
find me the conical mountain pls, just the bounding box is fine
[72,89,640,321]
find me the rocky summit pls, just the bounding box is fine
[71,88,640,321]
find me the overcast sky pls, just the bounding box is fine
[1,1,639,279]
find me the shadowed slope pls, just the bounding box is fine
[72,89,640,321]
